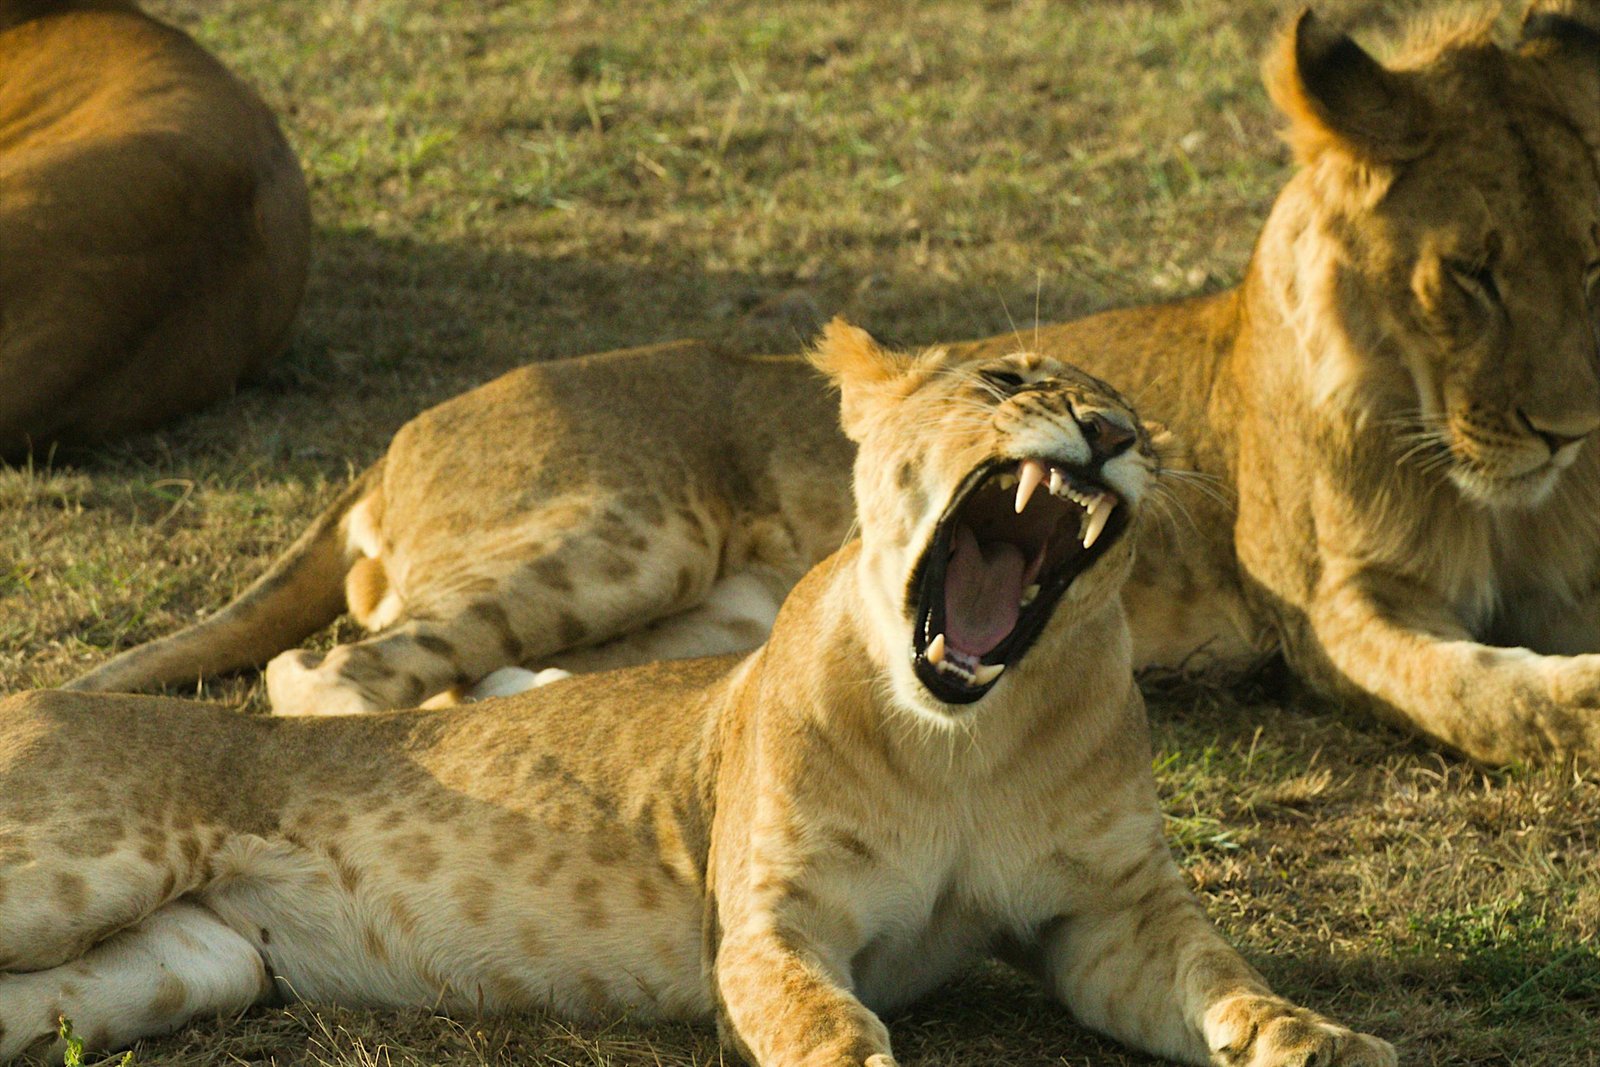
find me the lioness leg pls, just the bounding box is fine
[545,566,791,676]
[1296,573,1600,764]
[0,901,271,1063]
[266,507,728,715]
[714,926,894,1067]
[1034,844,1393,1066]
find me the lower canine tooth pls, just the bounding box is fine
[1020,583,1040,607]
[971,662,1005,685]
[1082,495,1115,549]
[926,632,946,666]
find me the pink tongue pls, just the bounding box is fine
[943,524,1024,657]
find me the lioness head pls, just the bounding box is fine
[1265,3,1600,507]
[810,319,1157,719]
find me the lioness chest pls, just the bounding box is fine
[844,829,1073,1011]
[764,766,1106,1014]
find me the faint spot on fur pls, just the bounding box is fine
[825,828,876,863]
[556,612,587,646]
[414,633,456,659]
[529,849,568,888]
[148,974,187,1017]
[55,872,88,915]
[394,834,441,881]
[574,877,607,928]
[455,875,495,926]
[587,827,631,866]
[532,557,573,592]
[467,600,524,659]
[360,923,389,962]
[579,972,611,1016]
[674,565,699,603]
[620,491,667,526]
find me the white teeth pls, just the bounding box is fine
[1048,467,1064,496]
[1020,583,1040,607]
[1014,459,1046,513]
[971,662,1005,685]
[1082,494,1116,549]
[926,632,946,666]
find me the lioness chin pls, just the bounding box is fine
[0,325,1391,1066]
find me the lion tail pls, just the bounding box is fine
[63,464,382,695]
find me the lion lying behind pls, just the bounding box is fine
[0,0,310,454]
[0,324,1391,1066]
[70,1,1600,766]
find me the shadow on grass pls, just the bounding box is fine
[28,221,1150,478]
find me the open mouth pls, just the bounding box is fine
[908,457,1131,705]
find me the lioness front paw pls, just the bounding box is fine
[1206,995,1395,1067]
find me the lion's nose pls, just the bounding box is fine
[1518,408,1600,455]
[1077,411,1137,460]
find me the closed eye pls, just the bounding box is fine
[1444,258,1500,306]
[978,369,1026,393]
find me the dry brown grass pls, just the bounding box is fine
[4,0,1598,1063]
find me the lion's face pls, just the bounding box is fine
[1270,7,1600,508]
[809,320,1156,719]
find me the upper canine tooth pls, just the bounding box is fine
[926,632,947,666]
[971,662,1005,685]
[1082,494,1116,549]
[1015,459,1046,513]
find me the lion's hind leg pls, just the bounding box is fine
[265,499,730,714]
[0,900,271,1063]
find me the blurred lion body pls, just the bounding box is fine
[0,0,310,452]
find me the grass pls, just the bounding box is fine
[4,0,1598,1063]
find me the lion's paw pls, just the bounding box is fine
[264,650,386,716]
[1206,995,1396,1067]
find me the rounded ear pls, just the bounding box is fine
[1264,9,1432,165]
[808,318,915,441]
[1522,0,1600,45]
[1521,2,1600,133]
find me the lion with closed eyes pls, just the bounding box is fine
[69,1,1600,765]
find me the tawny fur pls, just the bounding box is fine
[0,0,310,453]
[0,327,1392,1066]
[70,1,1600,764]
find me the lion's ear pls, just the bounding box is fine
[809,318,916,440]
[1265,10,1431,166]
[1520,2,1600,129]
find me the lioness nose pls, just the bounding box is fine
[1518,409,1599,454]
[1078,411,1137,459]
